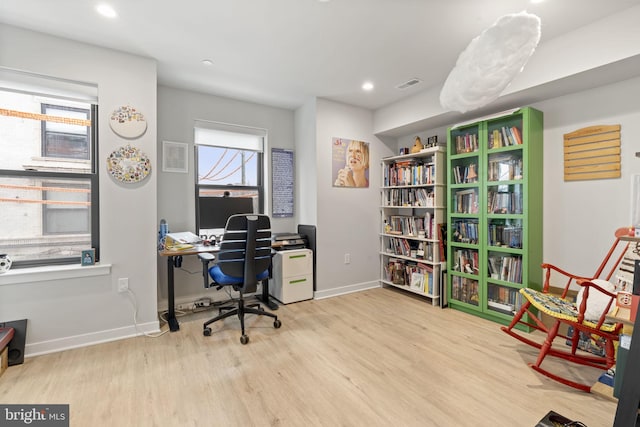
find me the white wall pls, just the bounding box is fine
[534,75,640,276]
[374,4,640,136]
[388,76,640,284]
[0,24,159,355]
[156,86,296,307]
[295,99,318,225]
[371,5,640,288]
[313,99,394,298]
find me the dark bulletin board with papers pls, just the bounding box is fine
[272,148,294,218]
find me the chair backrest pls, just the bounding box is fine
[217,214,272,293]
[544,227,630,297]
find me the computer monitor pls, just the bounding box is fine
[197,196,254,235]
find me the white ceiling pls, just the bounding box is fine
[1,0,638,111]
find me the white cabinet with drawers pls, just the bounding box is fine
[269,248,313,304]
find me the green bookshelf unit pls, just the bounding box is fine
[447,107,543,327]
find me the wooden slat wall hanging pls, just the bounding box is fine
[563,125,621,181]
[0,108,92,126]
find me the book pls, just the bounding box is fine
[410,272,425,292]
[437,223,447,262]
[488,300,514,315]
[510,126,523,144]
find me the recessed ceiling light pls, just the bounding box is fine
[201,59,214,66]
[317,0,331,3]
[362,81,374,91]
[96,4,117,18]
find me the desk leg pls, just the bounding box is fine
[167,256,180,332]
[256,280,278,311]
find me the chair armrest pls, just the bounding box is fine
[198,252,215,263]
[575,278,618,329]
[198,252,216,289]
[541,262,593,297]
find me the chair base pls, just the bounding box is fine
[502,301,617,392]
[529,363,593,393]
[203,296,281,344]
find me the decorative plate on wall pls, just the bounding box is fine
[106,145,151,183]
[109,105,147,138]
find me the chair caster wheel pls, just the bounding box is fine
[203,328,212,336]
[274,319,282,329]
[240,335,249,345]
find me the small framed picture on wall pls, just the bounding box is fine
[162,141,189,173]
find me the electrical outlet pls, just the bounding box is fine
[118,277,129,293]
[344,253,350,264]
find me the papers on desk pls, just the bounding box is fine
[165,232,202,250]
[165,243,194,251]
[166,232,202,244]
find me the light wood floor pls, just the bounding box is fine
[0,287,617,426]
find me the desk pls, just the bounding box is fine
[159,245,278,332]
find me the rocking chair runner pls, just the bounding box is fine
[501,227,632,392]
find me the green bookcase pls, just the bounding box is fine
[446,107,543,327]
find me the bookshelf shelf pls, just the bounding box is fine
[380,146,446,306]
[446,107,543,327]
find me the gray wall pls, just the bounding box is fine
[535,76,640,277]
[0,24,159,355]
[156,85,296,308]
[312,99,393,298]
[387,77,640,285]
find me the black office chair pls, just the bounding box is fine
[199,214,281,344]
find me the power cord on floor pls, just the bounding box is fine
[158,309,188,323]
[175,265,202,275]
[124,288,169,338]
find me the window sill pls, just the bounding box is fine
[0,263,112,286]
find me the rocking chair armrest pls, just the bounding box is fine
[575,278,618,329]
[576,278,617,297]
[541,262,594,296]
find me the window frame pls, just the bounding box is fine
[193,124,266,233]
[40,103,91,160]
[0,103,100,268]
[42,181,91,235]
[194,147,264,214]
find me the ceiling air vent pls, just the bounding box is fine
[396,78,422,90]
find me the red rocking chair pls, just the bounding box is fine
[501,227,631,391]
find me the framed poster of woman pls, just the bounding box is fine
[332,138,369,188]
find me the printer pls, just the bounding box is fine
[272,232,307,251]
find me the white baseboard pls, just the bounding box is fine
[313,280,380,300]
[25,320,160,358]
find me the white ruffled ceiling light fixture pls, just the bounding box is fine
[440,11,542,113]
